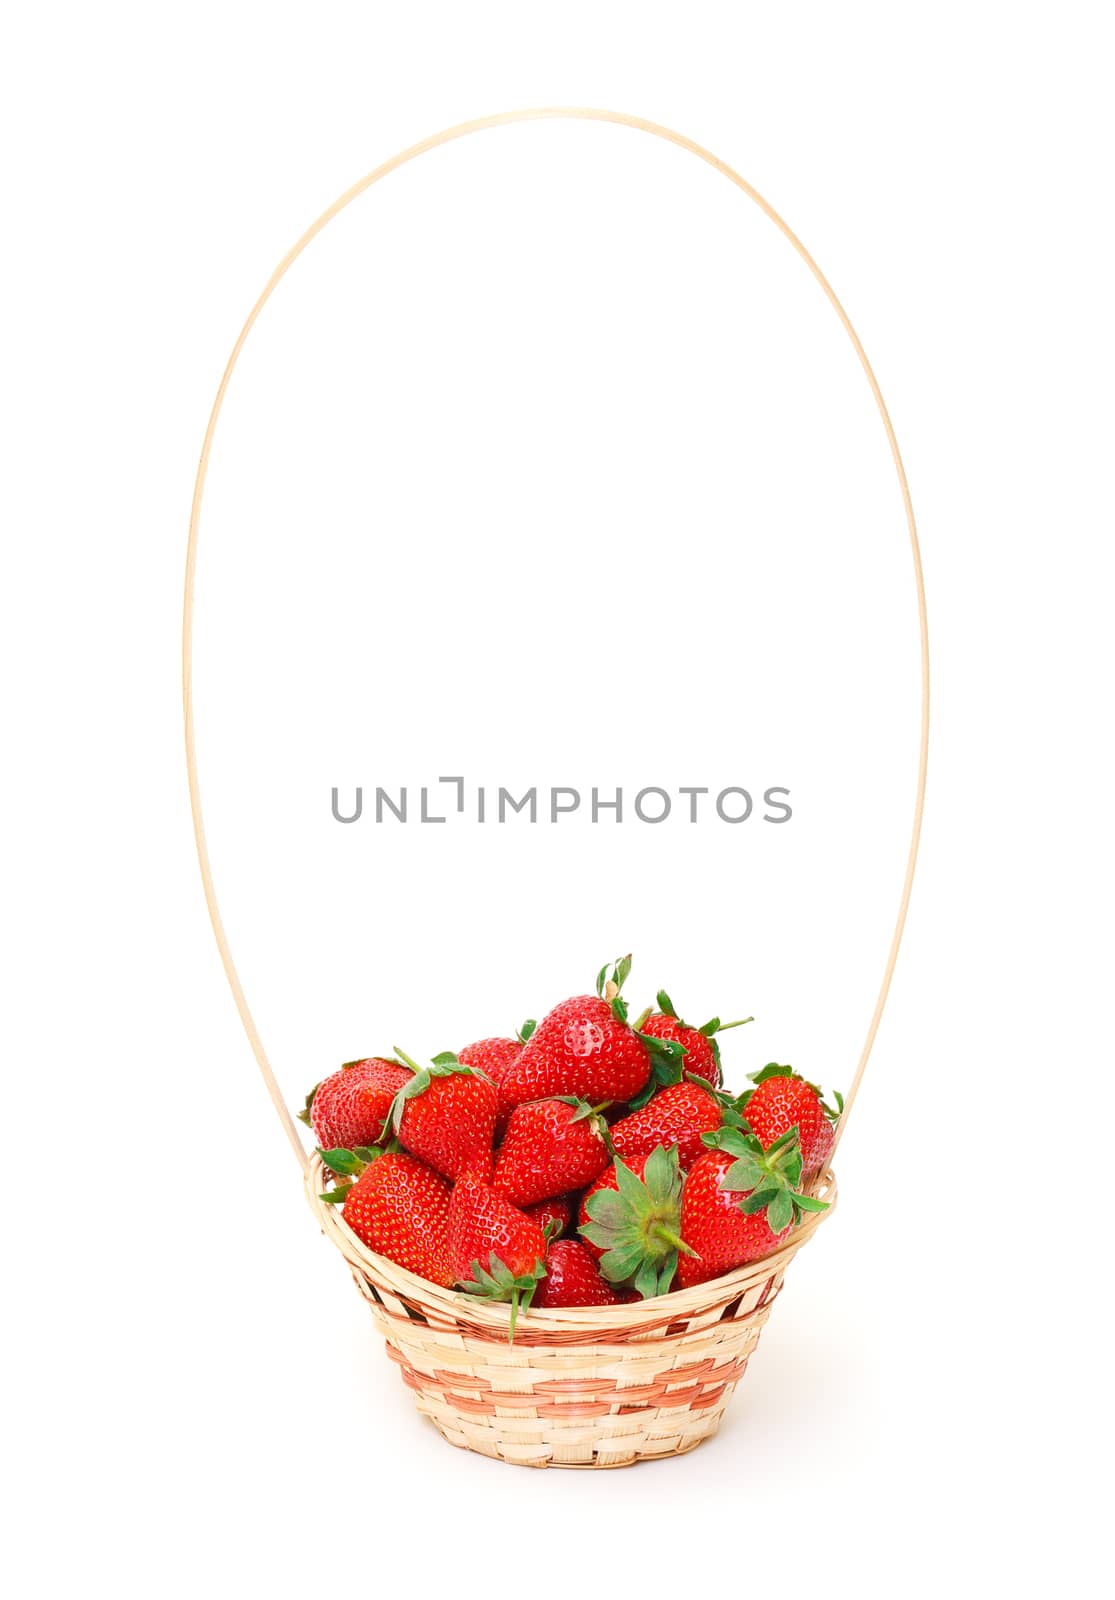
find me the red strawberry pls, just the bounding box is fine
[459,1021,536,1137]
[534,1240,622,1308]
[676,1128,829,1288]
[638,989,754,1088]
[493,1097,610,1206]
[300,1057,411,1150]
[526,1196,573,1238]
[809,1115,835,1177]
[577,1147,689,1297]
[448,1176,547,1335]
[740,1064,841,1178]
[498,958,681,1109]
[610,1079,725,1171]
[320,1148,452,1286]
[385,1050,498,1182]
[458,1021,535,1080]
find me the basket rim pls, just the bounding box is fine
[305,1153,836,1338]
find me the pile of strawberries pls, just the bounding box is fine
[308,957,838,1333]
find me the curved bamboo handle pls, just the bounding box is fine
[182,108,929,1174]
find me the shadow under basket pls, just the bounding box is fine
[306,1153,836,1469]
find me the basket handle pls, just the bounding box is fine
[182,108,929,1177]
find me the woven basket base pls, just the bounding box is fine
[372,1293,770,1468]
[309,1156,834,1469]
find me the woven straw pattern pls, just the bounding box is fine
[306,1154,836,1468]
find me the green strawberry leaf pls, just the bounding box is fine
[656,989,677,1018]
[584,1189,625,1227]
[634,1258,661,1299]
[297,1082,321,1127]
[458,1252,546,1341]
[318,1183,353,1204]
[642,1144,680,1204]
[749,1062,795,1084]
[317,1147,365,1178]
[614,1155,648,1207]
[707,1016,753,1035]
[654,1252,679,1295]
[600,1243,645,1283]
[709,1126,754,1161]
[626,1079,657,1111]
[822,1088,844,1121]
[518,1018,537,1043]
[766,1126,800,1155]
[723,1156,765,1192]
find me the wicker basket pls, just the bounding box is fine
[306,1152,836,1468]
[183,108,928,1471]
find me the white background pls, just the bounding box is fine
[2,5,1111,1597]
[192,108,919,1099]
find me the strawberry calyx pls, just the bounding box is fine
[702,1125,830,1233]
[315,1141,400,1204]
[656,989,754,1038]
[380,1048,493,1142]
[625,1030,690,1109]
[824,1088,845,1122]
[516,1018,537,1044]
[581,1147,695,1299]
[655,989,754,1082]
[297,1082,320,1127]
[458,1251,546,1339]
[551,1094,613,1142]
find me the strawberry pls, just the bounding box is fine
[459,1021,536,1137]
[526,1196,573,1238]
[299,1057,411,1150]
[448,1176,547,1336]
[534,1240,622,1308]
[317,1147,452,1287]
[384,1050,498,1182]
[493,1097,611,1207]
[676,1127,829,1288]
[637,989,753,1090]
[497,957,683,1109]
[458,1022,534,1091]
[610,1079,726,1171]
[577,1147,690,1298]
[739,1064,842,1178]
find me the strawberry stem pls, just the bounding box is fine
[652,1224,696,1257]
[392,1047,423,1074]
